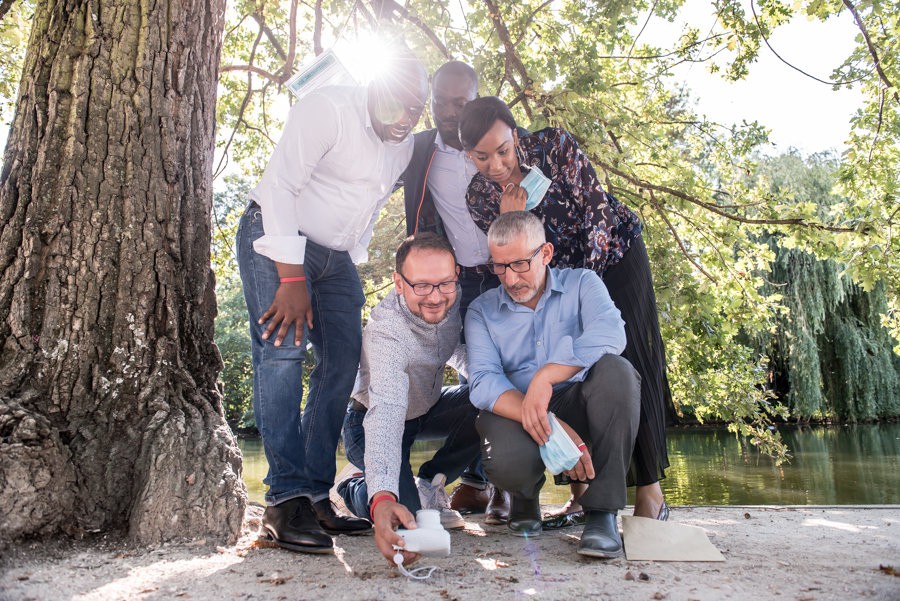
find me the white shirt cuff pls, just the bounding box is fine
[252,234,308,264]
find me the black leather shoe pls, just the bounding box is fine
[507,494,542,537]
[262,497,334,554]
[541,510,586,530]
[577,510,623,559]
[484,487,511,525]
[312,498,373,535]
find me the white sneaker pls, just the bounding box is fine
[416,474,466,530]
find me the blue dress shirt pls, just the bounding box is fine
[464,267,626,411]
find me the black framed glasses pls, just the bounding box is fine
[398,272,459,296]
[487,245,544,275]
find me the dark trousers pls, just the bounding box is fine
[476,354,641,512]
[457,268,500,487]
[340,385,480,518]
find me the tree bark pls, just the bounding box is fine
[0,0,246,543]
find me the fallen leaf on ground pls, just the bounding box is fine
[878,565,898,577]
[258,573,293,585]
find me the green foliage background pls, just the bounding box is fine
[3,0,898,460]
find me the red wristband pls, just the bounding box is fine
[577,443,588,452]
[369,493,396,517]
[280,276,306,283]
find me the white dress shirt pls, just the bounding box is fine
[427,132,490,267]
[250,86,413,265]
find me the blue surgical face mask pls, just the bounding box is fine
[520,166,551,210]
[539,412,582,475]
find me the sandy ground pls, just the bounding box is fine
[1,505,898,601]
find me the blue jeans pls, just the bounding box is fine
[237,203,364,505]
[339,385,479,519]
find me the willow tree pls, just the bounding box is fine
[755,153,900,421]
[0,0,246,542]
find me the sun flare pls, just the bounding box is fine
[335,32,396,85]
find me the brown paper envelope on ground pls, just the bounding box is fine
[622,516,725,561]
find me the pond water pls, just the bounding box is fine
[238,423,900,506]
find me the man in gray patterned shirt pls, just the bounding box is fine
[337,233,480,563]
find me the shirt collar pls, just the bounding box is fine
[435,130,464,154]
[496,266,563,312]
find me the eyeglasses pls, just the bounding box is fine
[487,245,544,275]
[398,272,459,296]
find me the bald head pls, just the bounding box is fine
[368,48,428,144]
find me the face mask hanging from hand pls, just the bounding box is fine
[539,412,582,475]
[519,166,551,210]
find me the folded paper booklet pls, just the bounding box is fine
[622,516,725,562]
[286,50,356,100]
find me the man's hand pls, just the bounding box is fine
[556,416,595,481]
[372,498,420,565]
[500,183,528,213]
[259,263,314,347]
[521,375,553,445]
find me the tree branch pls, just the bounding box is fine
[596,159,857,233]
[869,89,885,163]
[842,0,899,104]
[251,13,287,61]
[0,0,18,22]
[314,0,324,55]
[750,0,866,87]
[513,0,553,47]
[215,25,266,180]
[219,64,283,84]
[285,0,299,72]
[369,0,452,58]
[482,0,533,118]
[647,190,718,283]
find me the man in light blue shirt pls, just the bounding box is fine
[465,211,640,559]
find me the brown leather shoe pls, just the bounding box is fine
[484,487,511,525]
[448,483,490,514]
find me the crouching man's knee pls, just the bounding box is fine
[582,354,641,424]
[475,411,545,496]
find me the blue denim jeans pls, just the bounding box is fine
[237,203,364,505]
[339,385,479,519]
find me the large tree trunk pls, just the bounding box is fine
[0,0,246,543]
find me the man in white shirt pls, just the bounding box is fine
[236,51,428,554]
